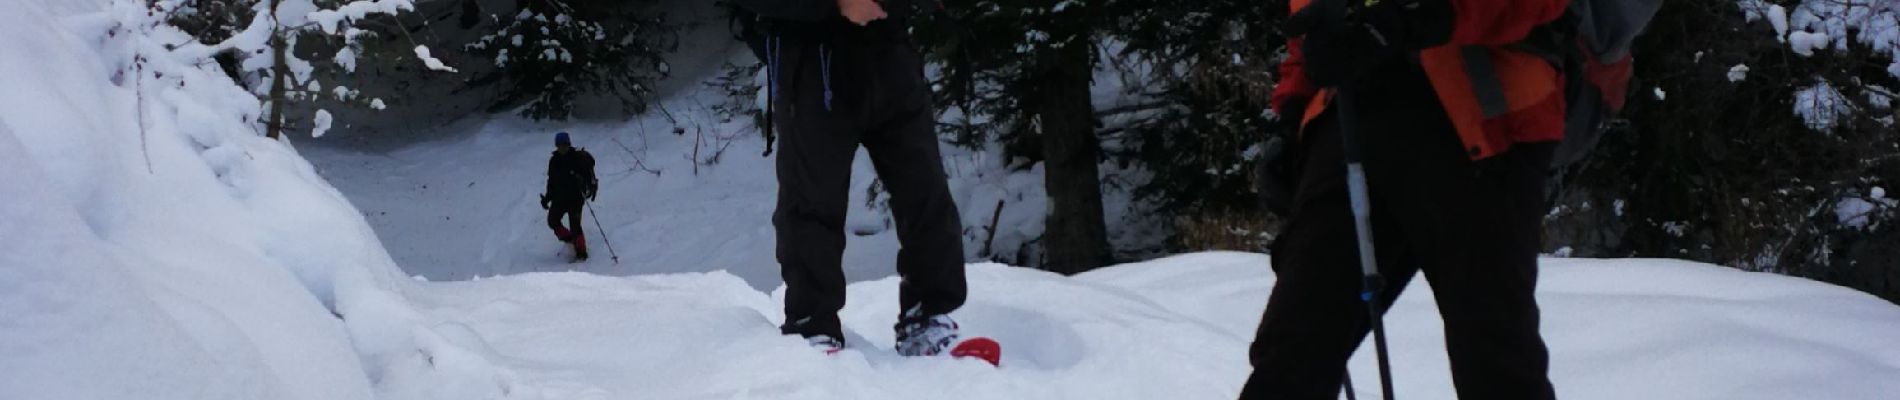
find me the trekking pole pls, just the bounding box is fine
[1325,2,1395,398]
[1335,59,1398,400]
[585,200,621,264]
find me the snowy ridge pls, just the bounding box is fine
[346,253,1900,399]
[0,1,387,399]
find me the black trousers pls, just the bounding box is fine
[547,200,584,247]
[1240,67,1557,399]
[771,37,967,340]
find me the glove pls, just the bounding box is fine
[588,181,598,201]
[540,193,550,210]
[1285,0,1452,87]
[1257,101,1308,216]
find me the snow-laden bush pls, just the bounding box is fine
[1548,0,1899,303]
[463,0,673,121]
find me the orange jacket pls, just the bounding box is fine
[1273,0,1570,160]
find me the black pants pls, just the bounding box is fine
[547,200,585,251]
[1240,66,1557,399]
[770,37,967,340]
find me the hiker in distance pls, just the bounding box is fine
[1244,0,1566,398]
[729,0,970,355]
[541,132,598,262]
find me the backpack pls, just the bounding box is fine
[1521,0,1662,170]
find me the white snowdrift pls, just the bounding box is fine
[0,1,405,398]
[359,253,1900,399]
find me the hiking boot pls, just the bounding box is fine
[895,310,959,357]
[782,316,845,353]
[806,334,844,354]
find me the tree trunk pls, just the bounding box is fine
[1032,36,1109,275]
[265,0,287,140]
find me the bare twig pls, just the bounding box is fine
[609,136,662,176]
[982,199,1006,258]
[134,50,153,173]
[692,124,702,175]
[1095,102,1171,118]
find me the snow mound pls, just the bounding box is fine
[364,253,1900,400]
[0,1,421,398]
[377,262,1250,400]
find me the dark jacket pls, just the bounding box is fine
[545,149,596,204]
[729,0,934,47]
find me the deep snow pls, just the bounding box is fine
[5,0,1900,399]
[317,252,1900,399]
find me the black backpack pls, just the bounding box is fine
[1523,0,1663,169]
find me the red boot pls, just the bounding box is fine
[572,231,589,261]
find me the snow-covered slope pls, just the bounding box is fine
[354,253,1900,399]
[0,1,384,398]
[298,0,1167,285]
[301,78,1065,288]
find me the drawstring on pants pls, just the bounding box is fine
[819,44,834,111]
[762,36,781,157]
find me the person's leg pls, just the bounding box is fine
[1396,144,1557,400]
[773,42,864,341]
[1240,115,1419,400]
[861,44,966,321]
[1352,67,1558,400]
[547,205,571,241]
[567,203,588,257]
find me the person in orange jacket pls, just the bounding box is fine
[1244,0,1565,398]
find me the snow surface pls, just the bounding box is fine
[414,45,458,73]
[6,0,1900,399]
[1729,63,1751,82]
[1,1,379,398]
[1794,81,1852,133]
[339,253,1900,399]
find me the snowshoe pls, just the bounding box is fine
[950,337,1002,367]
[896,312,959,357]
[895,308,1001,366]
[807,335,844,354]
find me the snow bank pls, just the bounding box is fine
[349,252,1900,399]
[364,262,1250,399]
[0,0,425,398]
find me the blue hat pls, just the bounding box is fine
[555,132,571,146]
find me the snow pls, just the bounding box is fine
[1653,87,1667,101]
[1837,187,1894,230]
[308,0,417,35]
[1743,0,1900,78]
[1769,5,1790,40]
[1,1,378,398]
[7,0,1900,399]
[1728,63,1751,82]
[414,45,458,73]
[1790,30,1830,56]
[1837,197,1876,228]
[313,108,334,138]
[1794,81,1853,133]
[261,250,1900,400]
[336,47,358,72]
